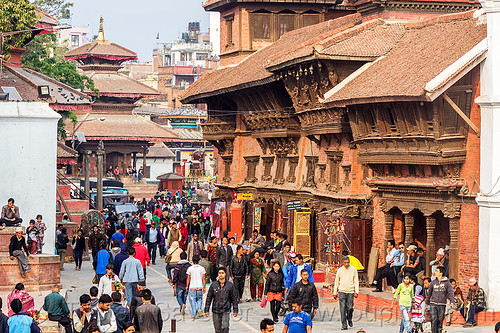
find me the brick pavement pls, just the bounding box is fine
[59,261,494,332]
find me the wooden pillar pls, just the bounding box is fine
[404,214,415,247]
[132,152,137,168]
[425,216,436,277]
[449,218,460,280]
[96,141,105,211]
[142,147,148,181]
[84,150,91,204]
[384,212,394,248]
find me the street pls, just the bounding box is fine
[59,262,493,332]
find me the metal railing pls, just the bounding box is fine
[56,170,96,210]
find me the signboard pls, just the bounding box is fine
[254,207,262,230]
[237,193,253,201]
[287,200,301,210]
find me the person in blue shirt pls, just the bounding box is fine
[111,231,125,246]
[283,300,312,333]
[8,298,41,333]
[285,254,314,291]
[96,241,112,283]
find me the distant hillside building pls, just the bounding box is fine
[153,22,215,109]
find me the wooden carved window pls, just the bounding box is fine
[326,150,343,192]
[303,156,318,188]
[261,156,274,181]
[287,156,299,183]
[244,156,259,183]
[253,13,271,40]
[303,14,320,27]
[317,164,326,183]
[274,154,286,185]
[222,155,233,182]
[278,14,295,37]
[224,14,234,46]
[342,164,351,186]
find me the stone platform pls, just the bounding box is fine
[0,227,60,291]
[0,254,61,291]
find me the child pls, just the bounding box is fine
[26,220,38,255]
[411,294,425,332]
[89,286,99,309]
[62,214,69,223]
[35,215,46,254]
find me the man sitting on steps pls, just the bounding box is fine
[9,227,32,278]
[1,198,22,228]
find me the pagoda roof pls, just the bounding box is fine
[73,113,179,142]
[64,17,137,62]
[65,42,137,62]
[85,72,160,97]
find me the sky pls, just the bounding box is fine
[70,0,210,62]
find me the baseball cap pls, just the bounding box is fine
[436,248,445,256]
[407,245,417,251]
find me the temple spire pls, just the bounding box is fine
[96,17,110,45]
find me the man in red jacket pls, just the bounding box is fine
[133,238,150,281]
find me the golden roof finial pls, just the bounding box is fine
[96,16,110,45]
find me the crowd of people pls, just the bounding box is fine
[369,239,487,333]
[0,195,495,333]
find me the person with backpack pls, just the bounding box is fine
[56,227,69,271]
[172,252,191,315]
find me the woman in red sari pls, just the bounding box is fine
[7,283,34,317]
[179,220,189,251]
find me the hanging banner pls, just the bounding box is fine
[294,210,311,258]
[254,207,262,230]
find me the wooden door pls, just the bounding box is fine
[350,219,372,268]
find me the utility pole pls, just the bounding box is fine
[96,141,105,211]
[84,150,91,207]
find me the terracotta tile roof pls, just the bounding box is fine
[316,21,405,59]
[180,14,362,103]
[57,142,78,158]
[323,11,486,105]
[138,142,175,158]
[86,73,160,97]
[74,114,179,141]
[65,41,137,61]
[1,66,91,111]
[157,172,185,180]
[265,14,364,69]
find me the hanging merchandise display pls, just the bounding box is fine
[318,215,351,272]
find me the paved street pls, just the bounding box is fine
[59,261,493,332]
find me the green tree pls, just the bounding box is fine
[33,0,73,19]
[0,0,36,55]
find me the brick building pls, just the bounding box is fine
[181,0,484,289]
